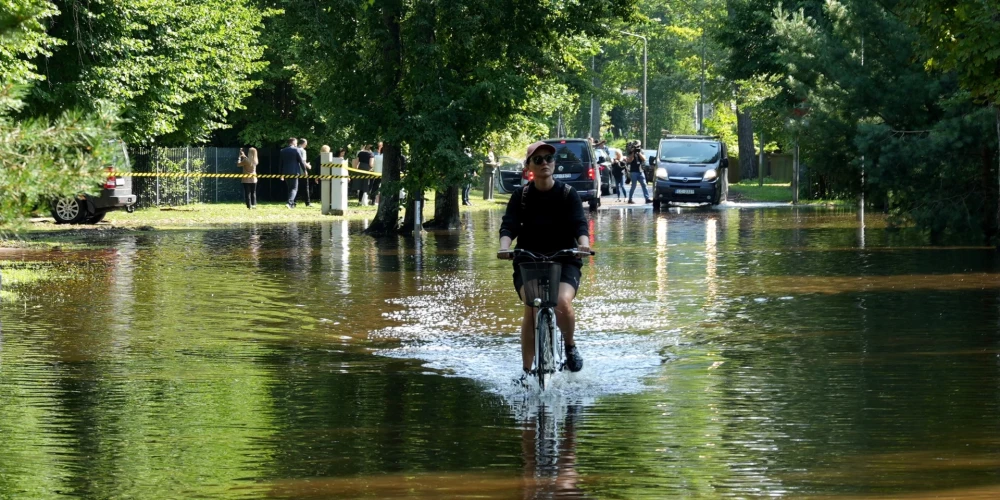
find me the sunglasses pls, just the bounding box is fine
[530,154,555,165]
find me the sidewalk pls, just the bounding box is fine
[599,188,654,210]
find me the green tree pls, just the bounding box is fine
[23,0,267,145]
[896,0,1000,246]
[771,0,997,241]
[1,0,119,230]
[266,0,637,234]
[898,0,1000,107]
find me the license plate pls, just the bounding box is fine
[553,174,572,179]
[675,189,695,195]
[115,178,125,186]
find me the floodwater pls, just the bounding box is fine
[2,206,1000,499]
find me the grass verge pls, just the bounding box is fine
[728,181,847,206]
[2,189,512,240]
[728,181,793,203]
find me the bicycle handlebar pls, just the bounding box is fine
[497,248,595,261]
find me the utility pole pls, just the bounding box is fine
[618,30,647,147]
[590,56,600,141]
[758,130,765,187]
[699,33,706,134]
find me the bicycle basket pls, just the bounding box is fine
[519,261,562,307]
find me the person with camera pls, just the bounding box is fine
[237,147,258,209]
[626,140,652,204]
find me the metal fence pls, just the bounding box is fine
[128,146,318,208]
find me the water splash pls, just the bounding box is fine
[374,326,667,417]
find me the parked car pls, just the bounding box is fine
[51,140,136,224]
[495,156,525,194]
[522,138,602,211]
[651,135,729,209]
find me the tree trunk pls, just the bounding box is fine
[424,186,460,230]
[995,106,999,249]
[364,144,403,236]
[736,104,757,180]
[363,0,404,236]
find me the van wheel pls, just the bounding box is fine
[51,197,88,224]
[652,199,661,211]
[588,199,598,212]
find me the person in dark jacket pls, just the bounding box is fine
[498,141,591,379]
[354,144,374,204]
[297,138,312,207]
[280,137,309,208]
[611,149,626,200]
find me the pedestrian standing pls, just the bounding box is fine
[298,138,313,207]
[462,147,475,206]
[280,137,309,208]
[369,143,383,205]
[611,150,626,200]
[483,144,499,200]
[237,147,259,209]
[353,144,374,205]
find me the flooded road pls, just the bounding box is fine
[2,206,1000,499]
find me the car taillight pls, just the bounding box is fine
[588,167,595,180]
[104,166,116,189]
[522,168,534,182]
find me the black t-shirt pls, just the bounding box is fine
[628,154,644,173]
[499,181,589,260]
[357,151,373,169]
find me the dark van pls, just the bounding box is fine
[51,140,136,224]
[651,135,729,209]
[522,138,602,211]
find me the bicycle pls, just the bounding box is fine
[499,248,594,390]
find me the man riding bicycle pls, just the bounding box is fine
[498,141,592,379]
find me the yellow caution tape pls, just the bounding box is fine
[111,167,392,180]
[112,171,356,180]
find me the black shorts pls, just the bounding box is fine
[512,260,582,296]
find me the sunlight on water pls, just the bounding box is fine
[4,209,1000,499]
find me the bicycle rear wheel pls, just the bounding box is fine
[535,308,557,389]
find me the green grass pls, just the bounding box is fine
[728,181,848,206]
[728,181,793,203]
[4,189,512,237]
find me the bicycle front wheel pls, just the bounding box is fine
[535,308,557,390]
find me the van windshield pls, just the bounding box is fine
[659,141,720,164]
[547,141,592,167]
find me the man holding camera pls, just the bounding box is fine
[626,140,652,204]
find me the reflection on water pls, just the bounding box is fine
[519,403,588,499]
[2,207,1000,498]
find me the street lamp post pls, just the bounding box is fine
[618,30,647,148]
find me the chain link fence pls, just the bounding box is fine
[127,146,317,208]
